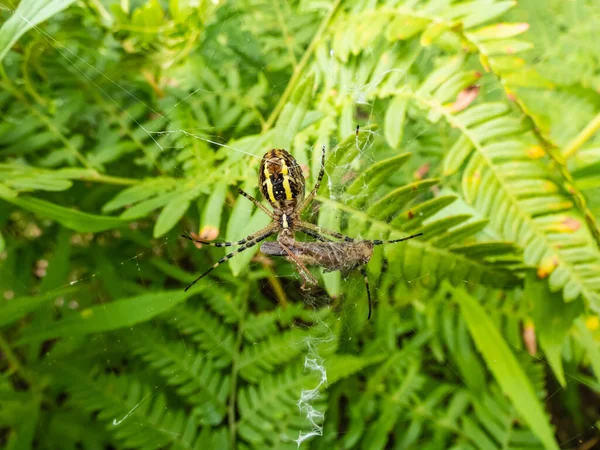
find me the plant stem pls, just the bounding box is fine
[266,265,288,308]
[0,333,35,386]
[262,0,342,132]
[85,172,139,185]
[563,111,600,160]
[274,0,298,68]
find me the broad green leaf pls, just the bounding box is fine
[0,183,17,198]
[449,241,519,259]
[200,183,228,234]
[390,195,457,229]
[430,219,489,247]
[528,274,583,387]
[384,95,409,149]
[0,388,40,449]
[462,1,516,28]
[346,153,411,205]
[102,178,176,213]
[0,0,76,62]
[420,21,449,47]
[416,55,465,97]
[468,22,530,41]
[119,191,183,220]
[1,196,128,232]
[454,284,559,450]
[385,14,430,41]
[455,103,510,128]
[226,189,270,276]
[0,287,77,328]
[153,198,190,238]
[273,73,315,151]
[433,70,481,105]
[17,289,193,344]
[6,177,72,192]
[501,68,556,89]
[40,228,72,292]
[367,179,439,221]
[416,214,473,239]
[319,204,341,298]
[480,39,534,56]
[574,318,600,384]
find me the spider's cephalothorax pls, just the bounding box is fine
[182,144,422,319]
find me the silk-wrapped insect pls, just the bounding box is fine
[260,233,421,319]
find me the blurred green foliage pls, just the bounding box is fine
[1,0,600,449]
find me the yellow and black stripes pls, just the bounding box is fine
[259,149,305,208]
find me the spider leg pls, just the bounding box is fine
[298,223,422,245]
[278,240,319,287]
[297,222,356,242]
[298,228,332,242]
[184,226,277,291]
[237,188,274,218]
[297,265,319,290]
[358,233,422,320]
[181,223,278,247]
[298,145,325,213]
[368,232,423,246]
[359,266,372,320]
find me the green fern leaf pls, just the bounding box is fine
[167,304,235,368]
[64,369,204,450]
[128,325,229,425]
[436,96,600,310]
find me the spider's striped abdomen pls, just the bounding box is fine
[259,149,305,209]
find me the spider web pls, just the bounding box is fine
[0,1,599,449]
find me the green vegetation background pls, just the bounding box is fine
[1,0,600,449]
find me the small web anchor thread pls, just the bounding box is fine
[294,349,328,446]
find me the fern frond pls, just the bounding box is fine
[127,325,229,425]
[167,304,235,368]
[237,354,381,447]
[330,0,520,63]
[304,127,522,295]
[237,362,322,446]
[465,387,546,450]
[362,362,425,449]
[437,98,600,310]
[239,327,314,383]
[64,369,204,449]
[341,339,428,448]
[234,0,324,72]
[242,303,318,342]
[316,191,520,293]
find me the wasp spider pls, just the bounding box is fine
[183,146,421,318]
